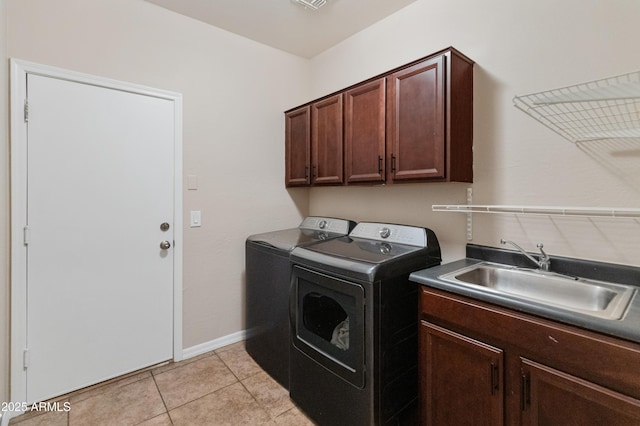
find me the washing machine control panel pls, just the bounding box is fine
[299,217,353,234]
[349,222,427,247]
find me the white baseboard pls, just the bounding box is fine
[181,330,247,360]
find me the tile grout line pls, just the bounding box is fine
[218,355,264,384]
[237,377,276,421]
[152,353,242,413]
[216,352,283,422]
[217,345,298,423]
[149,371,173,426]
[148,349,225,418]
[160,380,242,414]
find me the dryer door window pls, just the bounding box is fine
[292,266,365,388]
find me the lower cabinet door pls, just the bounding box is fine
[521,358,640,426]
[420,321,504,426]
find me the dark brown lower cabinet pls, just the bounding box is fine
[420,322,503,426]
[419,287,640,426]
[521,358,640,426]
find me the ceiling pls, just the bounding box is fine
[146,0,418,58]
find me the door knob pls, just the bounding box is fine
[160,240,171,250]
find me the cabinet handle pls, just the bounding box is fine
[391,154,396,173]
[490,362,499,395]
[304,166,309,179]
[312,165,316,178]
[378,155,383,174]
[521,372,531,411]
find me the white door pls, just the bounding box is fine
[22,72,176,403]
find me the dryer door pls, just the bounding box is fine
[291,265,365,388]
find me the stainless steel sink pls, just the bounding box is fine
[439,262,636,320]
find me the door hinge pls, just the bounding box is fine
[23,349,30,369]
[23,226,30,246]
[24,99,29,123]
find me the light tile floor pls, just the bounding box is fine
[9,342,314,426]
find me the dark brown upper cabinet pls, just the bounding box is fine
[284,47,473,187]
[311,94,343,185]
[387,50,473,183]
[386,56,445,181]
[285,106,310,186]
[344,78,386,184]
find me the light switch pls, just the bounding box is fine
[190,210,201,227]
[187,174,198,190]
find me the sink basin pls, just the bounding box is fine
[439,262,636,320]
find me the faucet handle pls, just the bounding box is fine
[536,243,551,270]
[501,238,551,271]
[536,243,547,256]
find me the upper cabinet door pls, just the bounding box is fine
[285,106,311,187]
[386,54,445,182]
[344,78,386,184]
[311,94,344,185]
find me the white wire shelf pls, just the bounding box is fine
[432,205,640,219]
[513,70,640,143]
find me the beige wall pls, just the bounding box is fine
[2,0,310,403]
[2,0,640,407]
[308,0,640,266]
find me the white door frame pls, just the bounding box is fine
[9,59,183,405]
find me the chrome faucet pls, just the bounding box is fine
[500,239,550,271]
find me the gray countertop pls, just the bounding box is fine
[410,245,640,345]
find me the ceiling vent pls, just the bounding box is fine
[292,0,327,10]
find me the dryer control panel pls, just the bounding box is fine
[349,222,427,247]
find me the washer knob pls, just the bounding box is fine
[379,227,391,239]
[319,220,328,229]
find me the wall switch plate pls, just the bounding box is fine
[187,174,198,190]
[190,210,201,227]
